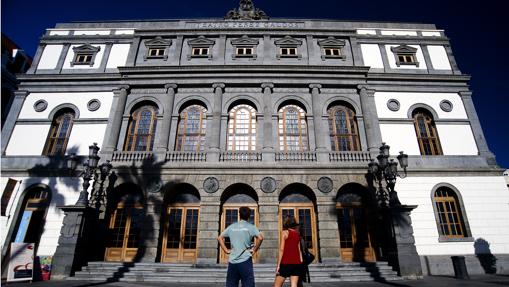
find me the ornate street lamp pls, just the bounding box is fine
[368,143,408,207]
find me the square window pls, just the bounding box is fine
[192,48,209,57]
[75,53,93,64]
[148,47,165,58]
[280,47,298,57]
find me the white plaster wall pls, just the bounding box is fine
[385,45,427,70]
[5,124,51,155]
[0,176,82,256]
[62,44,106,69]
[436,124,478,155]
[37,45,63,70]
[397,176,509,255]
[106,44,130,68]
[428,45,452,70]
[73,30,110,35]
[356,29,377,35]
[422,31,442,37]
[381,30,418,36]
[379,123,421,155]
[114,29,135,35]
[360,44,384,69]
[66,124,108,155]
[19,92,114,119]
[48,30,70,36]
[374,92,468,119]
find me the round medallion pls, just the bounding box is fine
[87,99,101,111]
[440,100,453,112]
[260,177,277,193]
[147,177,163,193]
[387,99,400,111]
[203,177,219,193]
[317,177,333,194]
[33,100,48,112]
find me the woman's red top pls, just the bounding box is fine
[281,229,302,264]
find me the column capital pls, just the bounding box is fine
[357,85,376,95]
[261,82,274,92]
[114,85,130,94]
[164,83,178,93]
[309,83,322,92]
[13,90,29,98]
[212,82,225,91]
[459,91,473,98]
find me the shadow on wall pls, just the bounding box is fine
[474,238,497,274]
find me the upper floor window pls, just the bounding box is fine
[43,109,75,156]
[328,105,360,151]
[275,36,303,59]
[70,44,100,66]
[187,36,215,60]
[433,187,469,239]
[280,47,297,56]
[227,104,256,152]
[413,109,442,155]
[192,48,210,56]
[148,48,165,57]
[176,105,207,152]
[124,105,158,152]
[324,48,341,57]
[231,35,258,60]
[236,47,254,56]
[318,37,346,60]
[391,45,419,67]
[278,105,308,152]
[144,37,172,60]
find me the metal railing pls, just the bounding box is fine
[219,151,262,162]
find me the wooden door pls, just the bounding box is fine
[105,204,143,262]
[279,203,318,263]
[337,205,375,262]
[161,205,200,263]
[219,205,259,263]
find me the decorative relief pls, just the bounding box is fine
[387,99,401,111]
[147,177,163,193]
[260,177,277,193]
[225,0,269,20]
[440,100,453,112]
[317,177,333,194]
[33,100,48,112]
[87,99,101,111]
[203,177,220,193]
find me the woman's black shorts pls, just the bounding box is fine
[278,264,303,278]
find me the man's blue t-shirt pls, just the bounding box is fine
[220,220,260,264]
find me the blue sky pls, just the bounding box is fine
[2,0,508,168]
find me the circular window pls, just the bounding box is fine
[33,100,48,112]
[87,99,101,111]
[387,99,400,111]
[440,100,453,112]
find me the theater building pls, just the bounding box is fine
[1,0,508,280]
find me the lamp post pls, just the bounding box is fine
[368,143,408,207]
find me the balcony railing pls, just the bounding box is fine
[275,152,317,162]
[329,151,372,162]
[112,151,155,162]
[165,151,207,162]
[219,151,262,162]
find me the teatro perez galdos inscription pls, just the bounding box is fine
[190,21,305,29]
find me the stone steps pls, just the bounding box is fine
[70,261,402,282]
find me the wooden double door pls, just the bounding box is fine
[105,204,144,262]
[337,204,375,262]
[279,203,318,263]
[219,204,259,263]
[161,204,200,263]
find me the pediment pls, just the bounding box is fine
[231,35,259,46]
[145,37,172,47]
[390,45,418,54]
[188,36,216,46]
[318,37,346,47]
[72,44,100,53]
[274,36,303,46]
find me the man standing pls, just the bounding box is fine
[217,206,264,287]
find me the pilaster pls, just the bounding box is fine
[310,84,329,162]
[125,36,141,66]
[27,44,46,74]
[157,84,177,152]
[196,201,221,264]
[56,44,71,73]
[207,83,225,162]
[1,90,28,155]
[420,45,434,73]
[349,37,364,66]
[103,86,130,152]
[379,44,390,72]
[317,201,341,263]
[358,85,383,154]
[99,43,113,72]
[138,194,162,262]
[257,196,279,263]
[261,83,275,162]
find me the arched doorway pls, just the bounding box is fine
[336,183,375,262]
[219,183,259,264]
[279,183,318,263]
[161,183,201,263]
[104,184,144,262]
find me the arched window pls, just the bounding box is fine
[124,105,158,151]
[176,105,207,152]
[278,105,308,152]
[43,110,75,156]
[433,187,468,238]
[227,104,256,151]
[413,109,442,155]
[13,187,50,246]
[328,105,361,151]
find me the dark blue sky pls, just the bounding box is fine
[2,0,508,168]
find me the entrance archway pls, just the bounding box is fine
[161,183,201,263]
[336,183,375,262]
[219,183,259,263]
[105,183,144,262]
[279,183,318,263]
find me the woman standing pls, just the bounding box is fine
[274,216,303,287]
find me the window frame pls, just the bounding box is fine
[274,36,303,59]
[412,109,443,155]
[231,35,259,60]
[144,37,172,60]
[123,105,158,152]
[70,44,100,67]
[175,105,208,152]
[227,104,257,152]
[42,110,75,156]
[278,105,309,152]
[187,36,215,60]
[317,37,347,60]
[390,45,420,67]
[327,105,361,152]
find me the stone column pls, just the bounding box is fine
[103,86,130,152]
[156,84,177,152]
[358,85,383,154]
[138,194,162,262]
[317,200,341,263]
[459,91,496,164]
[207,83,225,162]
[257,195,279,263]
[261,83,275,162]
[310,84,329,162]
[1,90,28,155]
[196,200,221,265]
